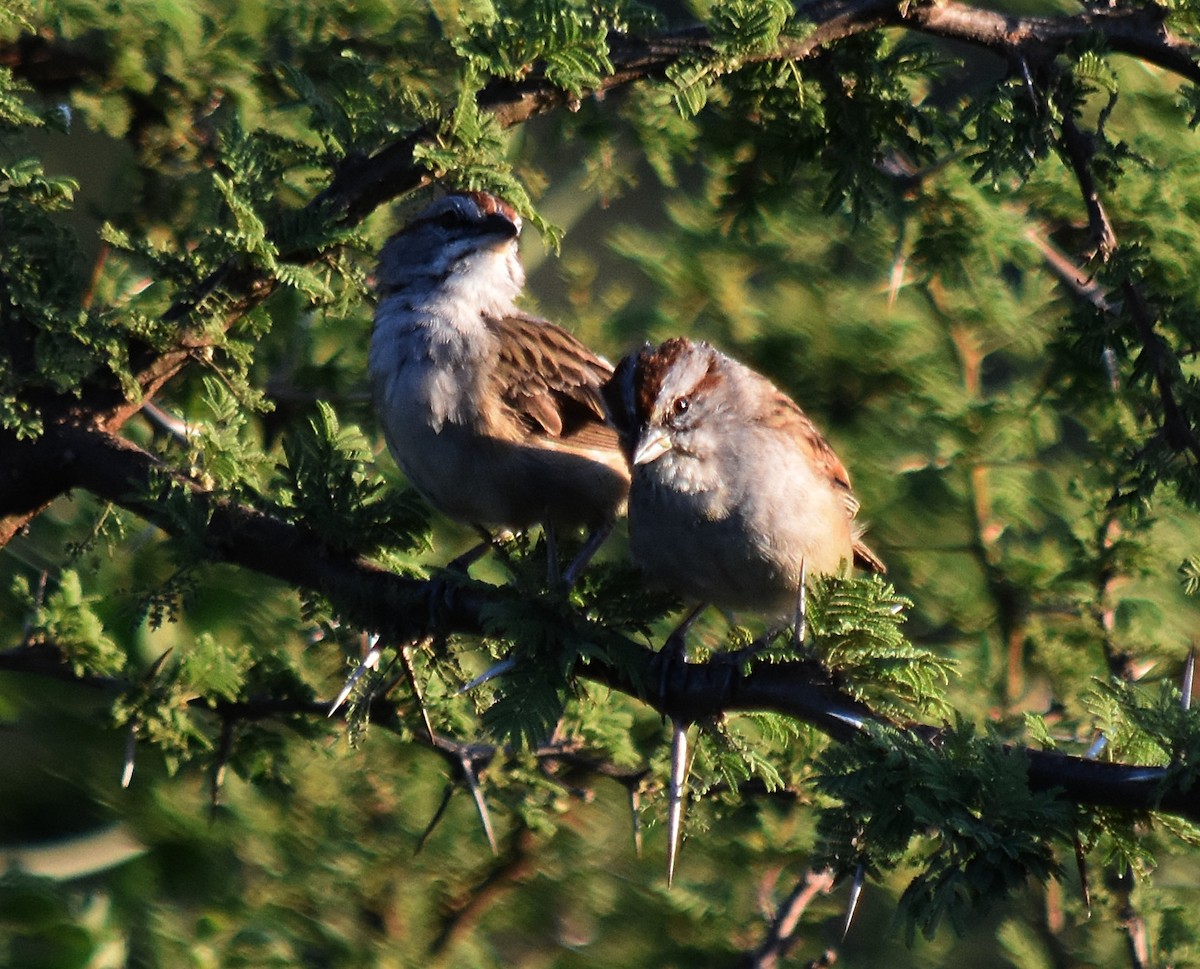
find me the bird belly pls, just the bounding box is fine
[628,475,852,618]
[372,356,626,531]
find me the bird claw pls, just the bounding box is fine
[651,603,707,705]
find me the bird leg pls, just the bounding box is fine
[792,559,808,649]
[653,602,708,705]
[561,520,615,589]
[446,526,505,574]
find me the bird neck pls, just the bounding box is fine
[385,244,524,333]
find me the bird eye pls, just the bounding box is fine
[668,396,690,424]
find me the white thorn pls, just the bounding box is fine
[457,656,517,694]
[1182,649,1195,711]
[328,635,383,717]
[461,755,498,856]
[666,719,689,888]
[400,643,435,742]
[1084,733,1108,760]
[843,863,866,939]
[121,725,137,788]
[793,561,808,647]
[629,787,643,859]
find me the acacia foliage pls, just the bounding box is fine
[4,0,1200,966]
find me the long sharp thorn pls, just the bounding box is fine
[415,782,456,855]
[461,754,499,856]
[793,561,808,648]
[1182,648,1196,712]
[1075,836,1092,916]
[629,785,643,859]
[399,642,435,742]
[457,656,517,695]
[328,634,383,717]
[1084,732,1108,760]
[843,863,866,939]
[121,724,138,789]
[666,719,689,888]
[210,717,234,819]
[144,647,174,682]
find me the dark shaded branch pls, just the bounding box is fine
[1054,99,1200,464]
[429,827,535,960]
[1,425,1198,824]
[1058,111,1118,262]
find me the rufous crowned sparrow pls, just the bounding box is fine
[604,336,883,618]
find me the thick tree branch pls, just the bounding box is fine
[1,425,1197,824]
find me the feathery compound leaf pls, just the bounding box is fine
[273,402,430,555]
[1083,679,1200,793]
[755,575,953,718]
[0,68,41,127]
[13,570,125,677]
[455,0,616,96]
[481,660,568,749]
[815,719,1077,941]
[709,0,792,58]
[666,57,715,118]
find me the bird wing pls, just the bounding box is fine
[757,381,886,573]
[486,313,616,449]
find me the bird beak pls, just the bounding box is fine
[482,213,520,239]
[632,427,672,466]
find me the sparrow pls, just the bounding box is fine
[604,336,883,618]
[329,193,630,722]
[369,190,629,580]
[602,335,884,886]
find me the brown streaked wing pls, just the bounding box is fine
[757,383,886,573]
[757,387,855,497]
[487,313,613,442]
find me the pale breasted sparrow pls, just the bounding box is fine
[604,336,883,620]
[369,191,630,576]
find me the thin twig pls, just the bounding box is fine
[741,869,836,969]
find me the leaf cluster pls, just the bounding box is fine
[454,0,638,97]
[815,718,1079,941]
[273,400,430,557]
